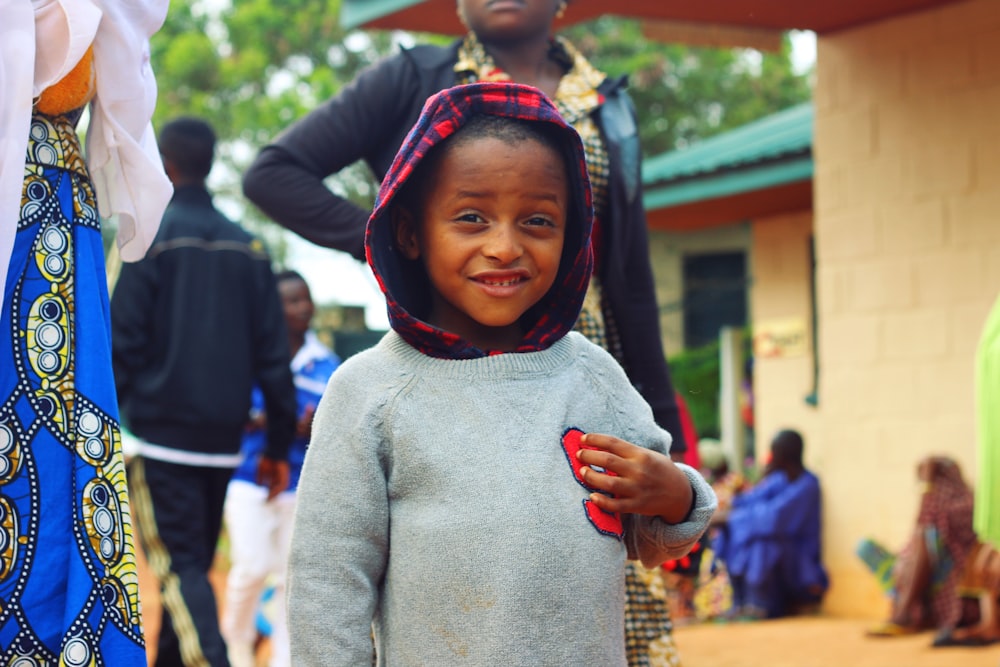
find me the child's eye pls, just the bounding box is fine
[457,213,484,224]
[525,216,555,227]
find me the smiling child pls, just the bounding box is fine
[286,82,716,666]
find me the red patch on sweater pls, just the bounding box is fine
[561,428,623,538]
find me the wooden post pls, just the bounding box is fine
[720,326,745,474]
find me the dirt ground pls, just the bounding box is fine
[674,617,1000,667]
[137,545,1000,667]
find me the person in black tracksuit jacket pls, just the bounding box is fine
[111,117,297,667]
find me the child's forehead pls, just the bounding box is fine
[434,133,569,182]
[389,109,585,219]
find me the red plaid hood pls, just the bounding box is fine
[365,82,594,359]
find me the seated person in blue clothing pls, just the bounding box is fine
[713,428,829,619]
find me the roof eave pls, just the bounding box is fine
[644,156,813,211]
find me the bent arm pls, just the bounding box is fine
[598,88,686,452]
[243,53,421,260]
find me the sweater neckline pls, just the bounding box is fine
[380,330,582,379]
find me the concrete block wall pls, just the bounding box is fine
[749,211,820,469]
[812,0,1000,617]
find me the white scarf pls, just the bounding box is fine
[0,0,172,316]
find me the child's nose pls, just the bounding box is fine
[483,224,522,262]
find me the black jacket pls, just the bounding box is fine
[243,42,686,452]
[111,185,297,459]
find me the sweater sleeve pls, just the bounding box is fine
[242,51,423,260]
[288,359,391,665]
[625,464,717,567]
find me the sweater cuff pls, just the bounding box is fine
[626,464,718,567]
[674,481,698,525]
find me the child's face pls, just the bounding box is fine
[279,278,314,337]
[396,135,568,351]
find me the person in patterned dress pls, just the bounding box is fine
[0,1,171,663]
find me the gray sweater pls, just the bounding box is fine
[289,332,716,666]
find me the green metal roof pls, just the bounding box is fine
[642,102,813,209]
[341,0,424,29]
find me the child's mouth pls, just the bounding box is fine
[480,278,522,287]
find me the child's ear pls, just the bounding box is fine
[392,207,421,260]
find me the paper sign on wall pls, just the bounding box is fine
[754,317,808,358]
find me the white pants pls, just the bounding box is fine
[222,480,297,667]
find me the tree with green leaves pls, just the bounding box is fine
[150,0,401,255]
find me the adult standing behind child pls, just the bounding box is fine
[245,3,691,661]
[111,118,297,667]
[286,81,715,666]
[1,2,170,663]
[222,270,340,667]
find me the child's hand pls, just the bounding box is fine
[576,433,694,524]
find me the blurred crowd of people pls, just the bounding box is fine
[661,431,1000,659]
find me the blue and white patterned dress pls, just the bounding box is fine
[0,109,146,664]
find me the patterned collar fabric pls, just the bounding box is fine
[454,35,605,117]
[365,82,595,360]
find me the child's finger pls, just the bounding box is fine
[577,433,637,472]
[580,432,631,455]
[587,489,636,514]
[576,445,620,474]
[579,463,632,499]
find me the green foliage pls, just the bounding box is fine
[153,0,350,137]
[669,339,722,439]
[668,329,754,440]
[150,0,399,256]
